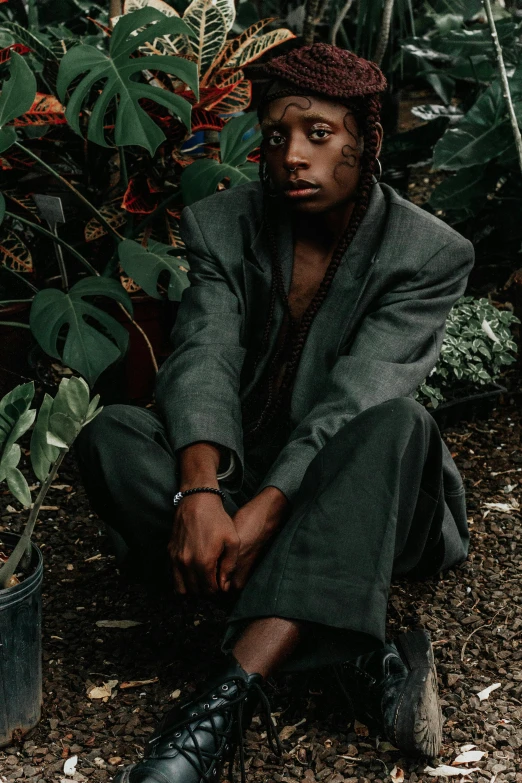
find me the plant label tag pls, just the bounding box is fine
[32,194,66,224]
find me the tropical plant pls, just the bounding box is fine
[417,296,519,408]
[0,0,294,389]
[0,376,102,590]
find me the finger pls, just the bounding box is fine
[172,560,187,595]
[183,560,201,596]
[219,537,240,591]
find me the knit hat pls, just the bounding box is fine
[257,43,387,116]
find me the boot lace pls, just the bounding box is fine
[149,678,282,783]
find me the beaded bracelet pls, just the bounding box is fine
[173,487,226,507]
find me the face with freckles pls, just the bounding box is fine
[261,94,382,214]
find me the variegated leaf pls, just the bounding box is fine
[4,191,41,220]
[165,213,185,250]
[184,0,227,79]
[214,67,245,90]
[211,79,251,114]
[213,0,235,33]
[225,29,296,69]
[85,200,127,242]
[212,19,273,72]
[123,0,179,15]
[120,273,142,293]
[14,92,66,126]
[0,43,31,65]
[0,230,33,272]
[120,0,193,59]
[190,109,225,133]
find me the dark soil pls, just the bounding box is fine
[1,381,522,783]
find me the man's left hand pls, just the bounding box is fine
[225,487,289,591]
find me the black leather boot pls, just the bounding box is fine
[114,658,281,783]
[337,629,442,758]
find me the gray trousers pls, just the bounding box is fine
[75,397,466,671]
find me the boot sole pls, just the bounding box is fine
[393,630,442,758]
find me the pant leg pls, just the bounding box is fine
[75,404,244,580]
[224,397,466,670]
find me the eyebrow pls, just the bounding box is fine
[261,112,339,129]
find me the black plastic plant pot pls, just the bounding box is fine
[0,532,43,747]
[430,382,507,432]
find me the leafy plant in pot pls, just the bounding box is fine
[417,296,519,430]
[0,0,293,399]
[0,376,101,746]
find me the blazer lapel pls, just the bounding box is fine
[291,183,390,417]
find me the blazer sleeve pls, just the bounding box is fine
[258,237,475,502]
[155,205,246,490]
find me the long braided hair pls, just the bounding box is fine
[243,45,386,443]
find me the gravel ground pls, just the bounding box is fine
[1,389,521,783]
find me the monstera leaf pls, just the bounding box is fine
[29,277,133,386]
[0,51,37,154]
[118,239,189,300]
[181,111,260,205]
[56,8,198,155]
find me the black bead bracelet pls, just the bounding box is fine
[173,487,226,507]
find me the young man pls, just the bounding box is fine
[77,44,474,783]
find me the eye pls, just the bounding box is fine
[266,132,284,148]
[310,128,331,140]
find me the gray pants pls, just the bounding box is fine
[75,397,467,671]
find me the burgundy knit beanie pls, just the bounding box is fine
[257,43,387,117]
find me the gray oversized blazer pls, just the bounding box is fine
[155,180,475,567]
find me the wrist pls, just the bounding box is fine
[255,486,289,523]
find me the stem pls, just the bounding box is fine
[0,321,31,328]
[303,0,321,44]
[482,0,522,175]
[119,147,129,191]
[14,142,123,242]
[0,451,66,589]
[0,262,39,293]
[5,211,98,275]
[117,301,159,373]
[0,298,34,303]
[373,0,395,67]
[330,0,355,45]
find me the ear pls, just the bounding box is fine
[375,122,384,159]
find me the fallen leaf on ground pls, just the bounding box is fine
[390,765,404,783]
[170,689,181,699]
[63,756,78,776]
[5,505,19,513]
[87,680,118,700]
[51,484,73,491]
[108,757,122,766]
[279,718,306,742]
[93,758,106,769]
[460,744,477,753]
[120,677,159,689]
[95,620,142,629]
[453,750,485,764]
[477,682,501,701]
[425,765,481,777]
[354,719,369,736]
[483,500,519,512]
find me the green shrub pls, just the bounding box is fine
[417,296,519,408]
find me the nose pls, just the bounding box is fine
[283,135,309,173]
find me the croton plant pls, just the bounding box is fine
[0,0,294,386]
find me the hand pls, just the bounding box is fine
[169,493,240,596]
[229,487,289,591]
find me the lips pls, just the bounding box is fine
[284,179,319,191]
[283,179,321,199]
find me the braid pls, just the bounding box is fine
[243,45,386,442]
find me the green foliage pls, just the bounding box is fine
[56,8,198,155]
[417,297,519,408]
[29,278,133,386]
[181,112,260,205]
[0,383,36,506]
[0,51,36,153]
[118,239,190,301]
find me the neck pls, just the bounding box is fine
[292,199,356,251]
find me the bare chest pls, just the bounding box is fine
[288,245,333,322]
